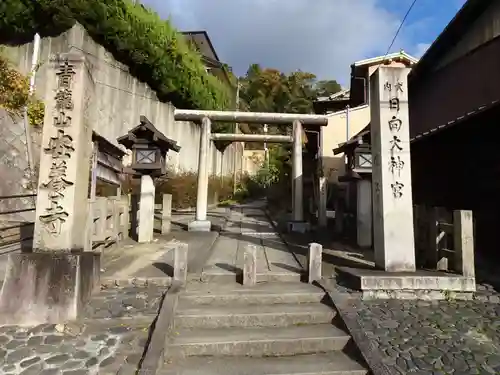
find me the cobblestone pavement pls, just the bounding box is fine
[0,285,166,375]
[347,289,500,375]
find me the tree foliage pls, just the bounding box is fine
[315,79,342,98]
[237,64,341,141]
[0,0,232,117]
[0,51,44,127]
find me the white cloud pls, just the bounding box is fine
[413,42,431,58]
[141,0,408,85]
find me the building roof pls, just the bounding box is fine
[117,116,181,152]
[333,124,370,155]
[411,99,500,143]
[352,50,418,68]
[315,89,350,103]
[181,30,232,87]
[410,0,492,80]
[182,31,220,62]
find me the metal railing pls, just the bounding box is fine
[0,194,36,249]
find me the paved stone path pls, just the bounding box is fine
[350,298,500,375]
[200,201,304,282]
[267,209,500,375]
[0,284,165,375]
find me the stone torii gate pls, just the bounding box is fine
[173,110,329,232]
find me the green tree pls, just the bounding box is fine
[314,79,342,97]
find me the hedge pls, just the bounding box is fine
[0,0,233,121]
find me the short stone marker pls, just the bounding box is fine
[174,242,188,285]
[308,243,322,283]
[453,210,475,278]
[243,245,257,286]
[162,193,172,234]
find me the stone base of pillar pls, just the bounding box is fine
[287,221,310,234]
[0,252,100,325]
[188,220,211,232]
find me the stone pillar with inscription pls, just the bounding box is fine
[0,53,97,325]
[370,66,416,272]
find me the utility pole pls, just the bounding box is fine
[263,123,269,169]
[24,33,41,195]
[232,79,241,195]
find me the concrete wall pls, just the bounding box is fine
[0,109,41,222]
[4,24,243,177]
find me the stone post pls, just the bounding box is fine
[453,210,475,278]
[292,120,304,222]
[109,197,121,243]
[162,194,172,235]
[33,54,93,251]
[95,197,107,245]
[0,53,98,324]
[89,141,98,201]
[189,117,212,232]
[370,66,416,272]
[84,200,95,252]
[356,179,372,248]
[243,245,257,286]
[120,196,129,239]
[427,207,439,269]
[308,243,322,283]
[174,242,188,285]
[138,175,155,243]
[318,176,328,228]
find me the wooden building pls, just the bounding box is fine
[409,0,500,257]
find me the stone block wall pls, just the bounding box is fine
[0,109,41,248]
[4,24,243,177]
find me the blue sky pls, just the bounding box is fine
[387,0,466,58]
[141,0,467,85]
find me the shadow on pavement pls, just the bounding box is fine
[152,262,174,277]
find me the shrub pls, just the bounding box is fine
[122,169,234,210]
[0,52,45,126]
[0,0,232,124]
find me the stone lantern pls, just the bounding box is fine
[118,116,180,242]
[118,115,180,177]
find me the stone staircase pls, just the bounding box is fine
[160,282,368,375]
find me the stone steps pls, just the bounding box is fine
[181,282,325,305]
[168,324,350,357]
[200,270,302,283]
[163,282,368,375]
[175,302,336,328]
[160,352,368,375]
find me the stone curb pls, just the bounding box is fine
[136,282,181,375]
[317,279,395,375]
[172,203,219,213]
[101,277,173,288]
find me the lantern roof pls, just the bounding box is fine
[117,116,181,153]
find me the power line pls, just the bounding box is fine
[380,0,419,65]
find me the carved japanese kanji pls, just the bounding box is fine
[39,201,69,235]
[45,130,74,159]
[388,116,402,132]
[55,89,74,111]
[53,112,72,128]
[39,57,77,236]
[389,155,405,176]
[56,60,76,89]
